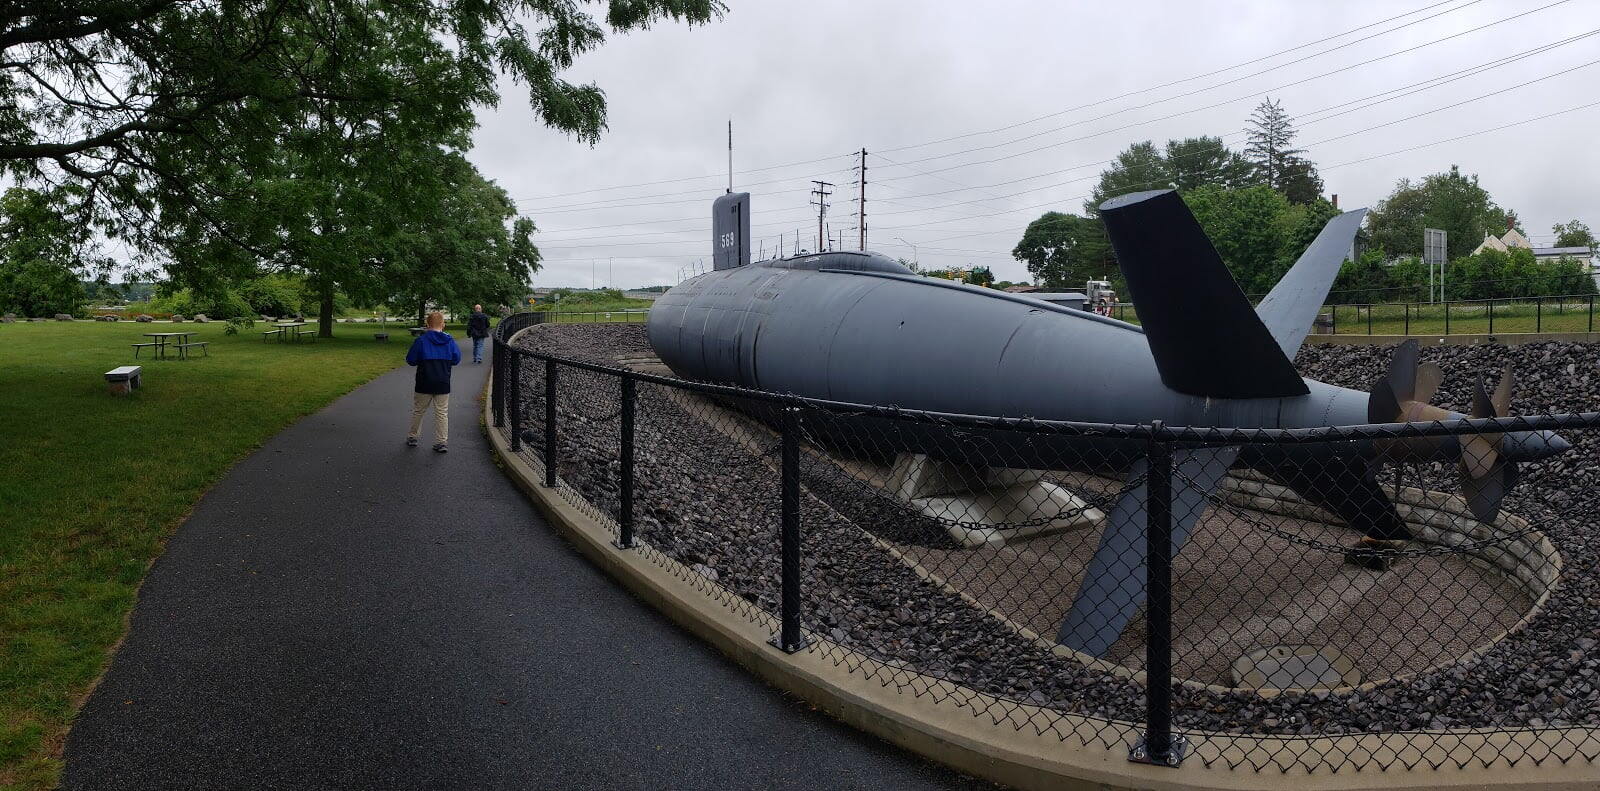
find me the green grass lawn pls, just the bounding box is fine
[0,320,423,791]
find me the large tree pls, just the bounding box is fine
[1088,141,1170,211]
[1181,184,1293,295]
[2,0,721,182]
[382,153,540,324]
[1163,136,1253,192]
[1552,219,1596,250]
[1011,211,1114,290]
[1365,166,1515,260]
[0,186,110,316]
[3,0,722,294]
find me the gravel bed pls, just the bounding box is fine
[511,324,1600,749]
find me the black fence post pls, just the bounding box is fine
[1488,300,1495,334]
[1590,294,1595,333]
[1404,302,1410,335]
[544,358,558,487]
[615,375,637,549]
[772,405,808,654]
[1536,297,1542,333]
[1131,420,1183,768]
[1366,303,1372,335]
[1445,301,1451,335]
[491,339,505,428]
[508,350,522,452]
[1330,304,1337,335]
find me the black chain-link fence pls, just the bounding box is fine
[490,317,1600,776]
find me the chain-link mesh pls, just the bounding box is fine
[492,320,1600,776]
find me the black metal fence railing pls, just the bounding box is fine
[491,316,1600,776]
[1321,294,1599,336]
[1107,293,1600,337]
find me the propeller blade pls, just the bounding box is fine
[1386,339,1420,402]
[1491,364,1512,416]
[1462,435,1499,479]
[1414,362,1443,404]
[1369,378,1402,424]
[1463,459,1513,522]
[1465,373,1497,480]
[1471,373,1494,419]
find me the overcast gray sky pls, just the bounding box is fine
[467,0,1600,290]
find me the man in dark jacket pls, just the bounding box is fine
[466,304,491,364]
[405,311,462,452]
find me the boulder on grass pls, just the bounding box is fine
[1,313,15,323]
[170,314,185,323]
[135,314,154,323]
[28,317,45,322]
[54,313,74,321]
[193,314,210,323]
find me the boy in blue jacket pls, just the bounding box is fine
[405,311,462,452]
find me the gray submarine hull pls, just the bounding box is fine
[646,250,1365,464]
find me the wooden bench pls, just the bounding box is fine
[131,342,159,358]
[295,328,318,342]
[175,341,208,359]
[262,329,283,342]
[105,365,142,395]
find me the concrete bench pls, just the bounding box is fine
[105,365,142,395]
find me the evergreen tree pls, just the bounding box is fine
[1243,98,1323,204]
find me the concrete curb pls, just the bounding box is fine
[482,366,1598,791]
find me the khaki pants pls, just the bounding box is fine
[409,393,449,443]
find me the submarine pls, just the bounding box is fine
[644,188,1570,656]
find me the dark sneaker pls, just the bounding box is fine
[406,437,419,447]
[433,443,448,453]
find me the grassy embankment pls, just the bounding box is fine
[0,320,444,791]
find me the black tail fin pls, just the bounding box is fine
[1099,189,1307,399]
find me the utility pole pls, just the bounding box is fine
[858,148,867,251]
[727,119,733,194]
[810,180,833,254]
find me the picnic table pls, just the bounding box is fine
[134,331,199,360]
[409,327,427,337]
[272,321,318,342]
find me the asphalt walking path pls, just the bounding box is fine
[64,345,985,790]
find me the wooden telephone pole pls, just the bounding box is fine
[810,180,833,253]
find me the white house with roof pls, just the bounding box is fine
[1472,227,1599,287]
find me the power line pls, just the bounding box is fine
[870,0,1572,182]
[507,1,1488,211]
[873,0,1476,155]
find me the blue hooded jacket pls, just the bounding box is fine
[406,330,461,394]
